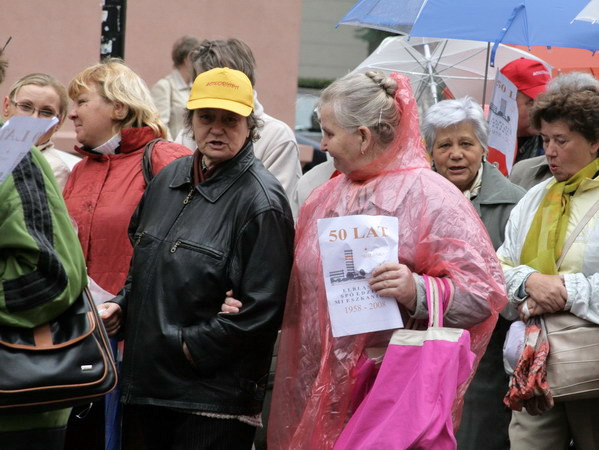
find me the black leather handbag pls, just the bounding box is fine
[0,287,118,413]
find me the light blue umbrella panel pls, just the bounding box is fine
[410,0,599,64]
[338,0,426,35]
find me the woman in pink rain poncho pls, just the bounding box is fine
[267,71,508,449]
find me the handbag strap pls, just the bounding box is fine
[556,196,599,269]
[423,275,454,328]
[423,275,440,328]
[141,138,167,185]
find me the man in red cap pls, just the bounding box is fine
[500,57,551,164]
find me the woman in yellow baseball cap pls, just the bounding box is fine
[101,67,294,449]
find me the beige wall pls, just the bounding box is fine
[1,0,302,151]
[299,0,369,80]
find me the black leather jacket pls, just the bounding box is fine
[114,142,294,415]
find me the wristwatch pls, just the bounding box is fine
[514,272,534,303]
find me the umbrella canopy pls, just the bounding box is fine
[338,0,425,35]
[350,36,551,110]
[511,45,599,77]
[574,0,599,24]
[410,0,599,62]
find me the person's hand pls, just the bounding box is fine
[219,290,242,314]
[369,262,416,311]
[98,302,122,337]
[523,389,554,415]
[519,273,567,319]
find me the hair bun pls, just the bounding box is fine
[365,70,397,97]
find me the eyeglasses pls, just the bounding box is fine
[10,100,58,119]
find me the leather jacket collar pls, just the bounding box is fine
[169,140,255,203]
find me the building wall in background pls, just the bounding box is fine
[1,0,302,150]
[299,0,369,81]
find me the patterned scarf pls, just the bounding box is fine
[520,159,599,275]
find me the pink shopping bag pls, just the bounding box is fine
[334,275,475,450]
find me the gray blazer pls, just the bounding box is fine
[471,161,526,250]
[509,155,552,191]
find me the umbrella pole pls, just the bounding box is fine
[424,44,438,103]
[482,42,491,107]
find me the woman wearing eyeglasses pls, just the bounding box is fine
[2,73,80,189]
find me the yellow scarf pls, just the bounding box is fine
[520,159,599,275]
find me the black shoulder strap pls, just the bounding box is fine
[142,138,167,185]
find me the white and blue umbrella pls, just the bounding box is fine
[349,36,551,111]
[573,0,599,24]
[340,0,599,64]
[409,0,599,64]
[338,0,425,35]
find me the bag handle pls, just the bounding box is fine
[556,196,599,269]
[141,138,167,185]
[423,275,454,328]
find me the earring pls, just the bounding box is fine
[360,148,366,156]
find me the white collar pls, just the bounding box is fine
[463,163,484,200]
[92,133,121,155]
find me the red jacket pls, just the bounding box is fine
[63,127,192,295]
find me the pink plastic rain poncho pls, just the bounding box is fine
[267,73,508,449]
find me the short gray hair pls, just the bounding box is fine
[318,71,399,147]
[189,39,256,85]
[545,72,599,94]
[421,97,488,154]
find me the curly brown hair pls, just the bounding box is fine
[530,86,599,144]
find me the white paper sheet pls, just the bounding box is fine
[317,215,403,337]
[0,116,59,184]
[487,72,519,174]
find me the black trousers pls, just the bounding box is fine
[123,404,256,450]
[0,426,67,450]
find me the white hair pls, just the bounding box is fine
[421,97,488,154]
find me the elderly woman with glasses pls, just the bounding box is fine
[2,73,79,189]
[421,98,526,450]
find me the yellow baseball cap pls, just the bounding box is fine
[187,67,253,117]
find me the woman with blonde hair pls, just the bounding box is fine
[3,73,80,188]
[62,58,190,450]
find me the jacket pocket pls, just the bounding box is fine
[169,239,223,259]
[165,326,198,378]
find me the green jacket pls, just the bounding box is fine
[0,147,87,327]
[471,161,526,250]
[0,146,87,433]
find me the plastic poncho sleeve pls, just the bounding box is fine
[268,73,507,450]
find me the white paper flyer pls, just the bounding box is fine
[0,116,59,184]
[487,72,518,175]
[317,215,403,337]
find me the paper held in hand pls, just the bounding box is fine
[487,72,518,176]
[317,215,403,337]
[0,116,59,184]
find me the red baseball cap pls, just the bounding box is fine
[500,58,551,99]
